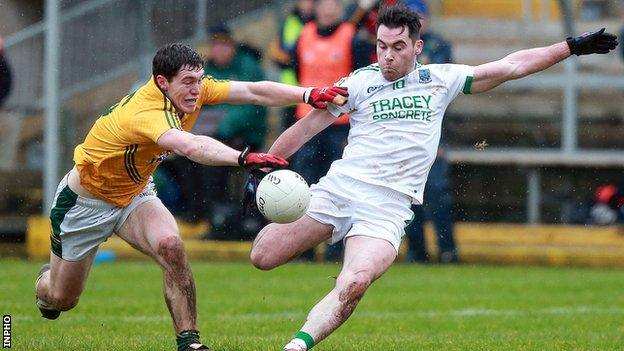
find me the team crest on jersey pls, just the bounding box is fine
[418,69,432,84]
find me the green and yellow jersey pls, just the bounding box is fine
[74,76,230,207]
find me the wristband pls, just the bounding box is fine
[238,146,250,167]
[302,87,312,103]
[565,37,577,55]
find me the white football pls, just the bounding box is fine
[256,170,310,224]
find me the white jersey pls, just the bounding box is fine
[326,63,474,204]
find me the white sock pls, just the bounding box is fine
[283,338,307,351]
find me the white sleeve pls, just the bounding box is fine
[326,74,359,118]
[445,64,475,100]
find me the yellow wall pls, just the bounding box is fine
[441,0,581,20]
[27,216,51,259]
[26,215,208,259]
[26,215,624,267]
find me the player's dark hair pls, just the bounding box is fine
[376,2,422,42]
[152,43,204,80]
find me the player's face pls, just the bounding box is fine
[376,25,423,81]
[158,65,204,114]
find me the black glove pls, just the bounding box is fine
[242,169,268,215]
[566,28,618,56]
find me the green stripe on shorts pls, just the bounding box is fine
[49,186,78,258]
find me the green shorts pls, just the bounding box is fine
[49,173,160,261]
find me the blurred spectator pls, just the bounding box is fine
[202,24,267,151]
[289,0,367,261]
[0,35,12,107]
[346,0,397,64]
[152,166,184,214]
[269,0,315,130]
[270,0,315,87]
[403,0,459,264]
[411,2,452,65]
[199,24,268,240]
[620,25,624,61]
[589,183,624,225]
[347,0,382,29]
[163,25,269,240]
[203,24,269,240]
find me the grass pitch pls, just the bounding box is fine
[2,259,623,350]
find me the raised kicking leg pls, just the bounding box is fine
[283,235,397,351]
[250,214,333,270]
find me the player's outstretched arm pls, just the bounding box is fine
[471,28,618,94]
[225,81,348,108]
[157,128,288,169]
[268,108,337,159]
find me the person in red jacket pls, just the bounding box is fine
[289,0,369,261]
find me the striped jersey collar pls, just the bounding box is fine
[145,76,179,114]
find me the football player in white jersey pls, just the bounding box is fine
[245,3,618,350]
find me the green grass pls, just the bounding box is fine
[2,259,624,350]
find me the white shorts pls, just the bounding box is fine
[49,173,160,261]
[306,173,414,253]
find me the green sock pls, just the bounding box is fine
[295,330,315,350]
[176,330,201,351]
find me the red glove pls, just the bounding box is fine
[303,86,349,109]
[238,146,288,169]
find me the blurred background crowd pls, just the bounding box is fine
[1,0,623,263]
